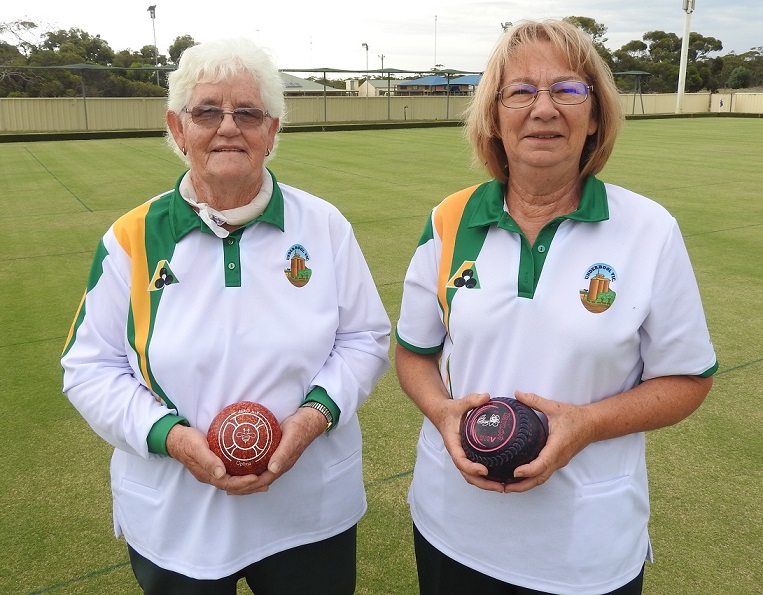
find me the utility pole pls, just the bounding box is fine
[676,0,696,113]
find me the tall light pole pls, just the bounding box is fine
[361,43,369,97]
[147,5,159,86]
[676,0,696,113]
[434,15,438,69]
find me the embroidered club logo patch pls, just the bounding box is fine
[580,263,617,313]
[148,260,178,291]
[284,244,312,287]
[447,261,480,289]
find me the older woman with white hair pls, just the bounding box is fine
[62,38,390,594]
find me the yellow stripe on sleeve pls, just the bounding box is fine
[113,201,154,391]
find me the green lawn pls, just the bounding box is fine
[1,119,761,594]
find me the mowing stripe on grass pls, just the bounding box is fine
[23,147,92,213]
[26,562,131,595]
[714,358,763,376]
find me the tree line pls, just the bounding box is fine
[0,17,761,99]
[0,20,194,97]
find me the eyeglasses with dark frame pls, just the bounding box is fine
[183,105,271,127]
[497,80,592,109]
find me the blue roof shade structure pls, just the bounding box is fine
[398,74,482,86]
[452,75,482,86]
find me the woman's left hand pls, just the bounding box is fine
[502,390,597,493]
[220,405,329,496]
[504,374,712,493]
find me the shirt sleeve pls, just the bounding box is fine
[396,213,447,354]
[61,231,181,459]
[639,219,718,379]
[307,222,391,430]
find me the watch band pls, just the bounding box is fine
[300,401,334,433]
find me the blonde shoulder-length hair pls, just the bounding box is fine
[465,19,623,184]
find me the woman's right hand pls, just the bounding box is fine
[431,392,507,493]
[165,423,272,495]
[166,423,231,484]
[395,346,507,493]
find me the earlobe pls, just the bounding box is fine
[167,111,186,152]
[587,115,598,136]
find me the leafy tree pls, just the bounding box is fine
[721,48,763,88]
[611,29,730,92]
[0,20,40,57]
[41,28,115,64]
[688,32,722,62]
[168,35,197,64]
[564,16,613,68]
[643,31,682,65]
[0,40,34,96]
[727,66,753,88]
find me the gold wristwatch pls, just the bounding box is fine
[300,401,333,433]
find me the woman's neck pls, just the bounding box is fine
[189,171,263,211]
[505,174,584,246]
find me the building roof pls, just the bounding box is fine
[452,74,482,86]
[279,72,345,94]
[359,79,396,89]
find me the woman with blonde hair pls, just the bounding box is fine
[396,19,716,594]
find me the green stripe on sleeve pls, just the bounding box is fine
[304,386,340,431]
[417,214,434,247]
[395,329,443,355]
[147,414,190,456]
[62,239,109,357]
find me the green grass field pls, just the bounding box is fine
[1,119,761,594]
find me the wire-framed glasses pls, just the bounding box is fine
[183,105,271,127]
[497,80,592,109]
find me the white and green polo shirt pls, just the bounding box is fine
[396,176,717,593]
[61,170,390,579]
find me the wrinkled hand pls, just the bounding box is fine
[432,392,507,493]
[166,407,327,496]
[504,390,597,493]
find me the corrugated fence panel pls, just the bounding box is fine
[619,92,714,115]
[1,93,762,133]
[734,93,763,114]
[85,98,167,130]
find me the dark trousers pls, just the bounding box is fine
[413,524,644,595]
[128,524,357,595]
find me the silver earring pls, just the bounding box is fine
[265,148,271,157]
[181,147,187,156]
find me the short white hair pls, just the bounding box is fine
[165,38,286,163]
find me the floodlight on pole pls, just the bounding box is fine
[361,43,369,97]
[147,5,160,86]
[675,0,696,113]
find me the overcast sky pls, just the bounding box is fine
[4,0,762,73]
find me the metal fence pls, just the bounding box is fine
[1,93,762,133]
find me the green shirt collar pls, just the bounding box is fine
[468,175,610,229]
[169,168,285,241]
